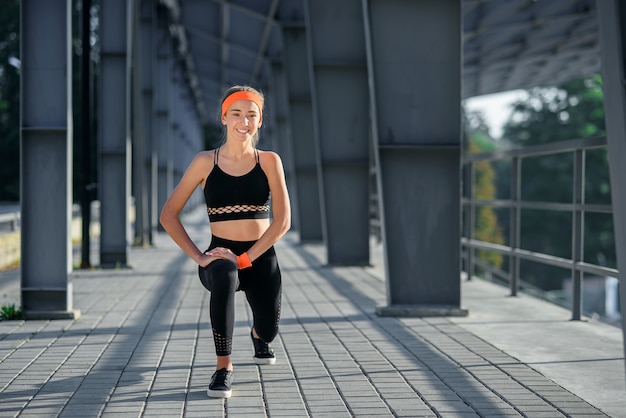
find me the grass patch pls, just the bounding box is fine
[0,303,22,320]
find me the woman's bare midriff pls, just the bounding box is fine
[209,218,271,241]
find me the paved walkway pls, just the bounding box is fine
[0,209,624,417]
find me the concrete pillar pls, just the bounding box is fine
[306,0,370,265]
[596,0,626,383]
[282,24,323,243]
[98,0,133,267]
[363,0,467,317]
[20,0,79,319]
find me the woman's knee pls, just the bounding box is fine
[257,327,278,343]
[255,317,279,342]
[199,259,238,292]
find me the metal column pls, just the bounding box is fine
[363,0,467,317]
[282,24,323,243]
[99,0,133,267]
[171,82,203,211]
[596,0,626,380]
[132,0,157,246]
[262,85,280,152]
[144,0,159,243]
[20,0,79,319]
[270,61,299,232]
[131,0,151,247]
[155,10,173,232]
[305,0,370,265]
[171,67,183,187]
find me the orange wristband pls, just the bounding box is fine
[236,252,252,269]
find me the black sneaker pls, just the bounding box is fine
[251,331,276,365]
[207,368,233,398]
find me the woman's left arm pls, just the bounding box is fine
[246,151,291,262]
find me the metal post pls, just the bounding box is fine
[596,0,626,377]
[20,0,80,319]
[468,162,476,280]
[282,24,323,243]
[305,0,370,265]
[510,157,521,296]
[462,163,472,278]
[132,0,148,247]
[155,10,172,231]
[144,0,158,244]
[270,61,299,231]
[80,0,92,268]
[98,0,133,267]
[363,0,466,317]
[571,149,584,320]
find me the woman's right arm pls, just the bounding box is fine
[159,151,215,267]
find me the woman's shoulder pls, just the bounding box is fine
[257,150,286,182]
[198,149,216,159]
[191,150,215,166]
[257,149,283,166]
[187,150,216,178]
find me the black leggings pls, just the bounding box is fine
[198,235,282,356]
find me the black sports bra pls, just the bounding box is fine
[204,148,270,222]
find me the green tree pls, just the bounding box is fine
[463,111,505,273]
[503,77,605,146]
[501,75,613,289]
[0,0,20,201]
[469,137,505,270]
[463,109,493,153]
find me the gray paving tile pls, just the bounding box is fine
[0,209,623,417]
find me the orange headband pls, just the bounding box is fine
[221,91,264,121]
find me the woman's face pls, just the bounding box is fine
[223,100,262,142]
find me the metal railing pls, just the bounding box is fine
[0,205,90,234]
[0,212,20,233]
[462,136,619,321]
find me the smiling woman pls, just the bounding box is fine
[218,86,265,147]
[159,85,291,399]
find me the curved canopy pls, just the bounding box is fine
[161,0,599,124]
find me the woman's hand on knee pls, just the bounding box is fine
[199,252,222,268]
[205,247,237,267]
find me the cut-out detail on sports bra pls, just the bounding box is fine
[204,148,270,222]
[207,204,271,216]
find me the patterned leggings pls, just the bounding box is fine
[198,235,282,356]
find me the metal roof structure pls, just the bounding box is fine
[161,0,601,125]
[463,0,599,97]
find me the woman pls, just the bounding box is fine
[160,85,291,399]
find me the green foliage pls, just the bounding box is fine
[463,110,495,153]
[501,75,613,289]
[467,138,504,270]
[502,75,606,146]
[0,0,20,201]
[0,303,22,321]
[464,76,612,290]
